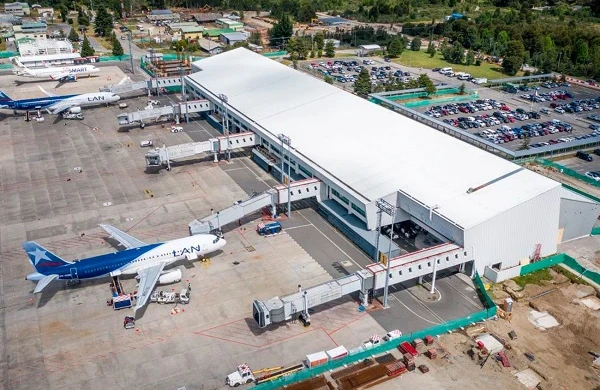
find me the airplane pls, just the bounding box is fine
[24,224,226,315]
[11,57,100,82]
[0,87,120,115]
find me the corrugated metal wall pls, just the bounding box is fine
[559,198,600,242]
[464,185,562,276]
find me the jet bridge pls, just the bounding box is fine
[100,76,183,95]
[253,242,474,328]
[146,131,257,170]
[100,80,149,95]
[118,99,211,128]
[188,178,323,235]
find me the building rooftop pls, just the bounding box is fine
[178,25,206,33]
[193,12,221,22]
[197,37,222,51]
[150,9,172,15]
[188,48,561,229]
[359,44,381,50]
[220,32,247,41]
[204,28,233,37]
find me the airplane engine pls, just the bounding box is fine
[157,269,182,285]
[68,106,82,114]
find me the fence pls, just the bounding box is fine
[519,252,600,286]
[98,54,131,62]
[253,273,497,390]
[535,158,600,189]
[0,51,17,58]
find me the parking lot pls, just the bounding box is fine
[301,57,417,88]
[556,149,600,180]
[411,78,600,152]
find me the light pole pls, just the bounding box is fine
[127,32,135,75]
[218,93,230,161]
[278,134,292,218]
[375,199,395,309]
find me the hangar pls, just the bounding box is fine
[184,48,599,282]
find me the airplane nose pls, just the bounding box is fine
[114,95,121,101]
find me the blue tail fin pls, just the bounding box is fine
[23,241,72,273]
[0,90,13,102]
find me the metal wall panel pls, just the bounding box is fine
[464,186,561,277]
[559,198,600,242]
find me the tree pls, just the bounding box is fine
[354,68,372,97]
[249,31,262,46]
[418,74,436,97]
[442,41,465,64]
[112,35,124,56]
[466,50,475,66]
[387,36,405,58]
[458,83,466,95]
[288,37,308,60]
[270,13,293,46]
[68,28,79,43]
[94,7,113,37]
[517,135,530,150]
[324,40,335,57]
[324,75,334,84]
[502,40,525,75]
[80,36,95,57]
[314,31,324,51]
[427,42,436,58]
[410,37,421,51]
[317,49,322,57]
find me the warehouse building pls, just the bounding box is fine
[4,2,30,16]
[147,9,179,22]
[184,48,599,282]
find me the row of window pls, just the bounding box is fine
[228,136,253,145]
[331,188,349,205]
[386,251,468,278]
[289,186,319,197]
[298,164,312,178]
[351,203,366,217]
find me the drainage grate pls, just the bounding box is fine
[246,245,255,252]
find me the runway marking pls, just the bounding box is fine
[222,167,248,172]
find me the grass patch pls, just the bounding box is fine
[551,266,591,286]
[391,50,522,80]
[0,41,6,51]
[512,268,552,288]
[95,36,113,51]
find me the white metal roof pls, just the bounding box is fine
[187,48,561,228]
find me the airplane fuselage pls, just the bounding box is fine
[3,92,120,111]
[25,235,225,282]
[16,65,100,79]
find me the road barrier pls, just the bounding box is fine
[253,273,496,390]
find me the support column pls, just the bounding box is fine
[430,259,438,295]
[360,290,369,307]
[418,276,423,285]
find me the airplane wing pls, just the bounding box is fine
[134,262,166,315]
[38,85,57,97]
[34,274,59,293]
[47,101,77,115]
[99,224,146,249]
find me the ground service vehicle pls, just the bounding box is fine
[256,221,282,236]
[123,316,135,329]
[226,364,304,387]
[384,329,402,341]
[62,112,84,120]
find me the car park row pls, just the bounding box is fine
[309,59,414,86]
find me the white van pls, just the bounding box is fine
[136,24,144,31]
[440,67,453,74]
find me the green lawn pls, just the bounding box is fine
[391,50,522,80]
[512,269,552,288]
[0,41,6,51]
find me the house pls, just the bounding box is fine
[13,21,47,39]
[178,25,206,40]
[215,18,243,31]
[4,2,30,16]
[197,37,222,55]
[222,13,240,21]
[166,21,199,34]
[36,7,53,18]
[147,9,179,22]
[193,12,221,24]
[358,44,381,56]
[248,43,263,52]
[219,32,247,45]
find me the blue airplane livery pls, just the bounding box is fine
[0,87,120,114]
[24,224,226,313]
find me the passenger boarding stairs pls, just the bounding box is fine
[253,243,474,327]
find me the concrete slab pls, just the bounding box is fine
[515,368,543,389]
[528,310,560,330]
[579,296,600,310]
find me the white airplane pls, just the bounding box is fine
[12,57,100,82]
[0,86,121,115]
[24,224,227,315]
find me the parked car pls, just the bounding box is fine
[585,171,600,181]
[140,140,153,147]
[576,151,593,161]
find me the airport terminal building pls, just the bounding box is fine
[184,48,599,282]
